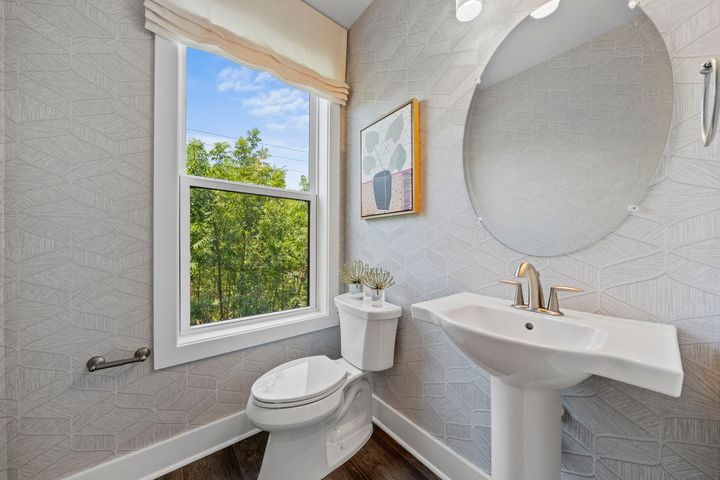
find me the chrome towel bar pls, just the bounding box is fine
[87,347,151,372]
[700,58,719,146]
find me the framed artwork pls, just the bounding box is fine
[360,99,420,218]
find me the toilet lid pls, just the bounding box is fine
[251,356,348,405]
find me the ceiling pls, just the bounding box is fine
[302,0,373,28]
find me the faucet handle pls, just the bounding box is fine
[499,279,526,308]
[546,286,583,316]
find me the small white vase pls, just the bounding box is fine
[365,287,385,307]
[348,283,364,299]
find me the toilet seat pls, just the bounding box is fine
[247,383,348,431]
[251,355,348,408]
[247,357,366,432]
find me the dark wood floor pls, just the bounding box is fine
[156,425,440,480]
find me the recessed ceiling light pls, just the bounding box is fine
[530,0,560,19]
[456,0,483,22]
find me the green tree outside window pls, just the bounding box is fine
[187,129,310,325]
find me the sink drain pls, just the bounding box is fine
[525,323,534,330]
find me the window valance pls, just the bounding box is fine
[145,0,349,104]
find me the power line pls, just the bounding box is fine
[192,140,309,175]
[265,154,308,164]
[187,127,309,153]
[194,140,308,164]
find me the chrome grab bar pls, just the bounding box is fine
[87,347,151,372]
[700,58,719,147]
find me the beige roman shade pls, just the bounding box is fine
[145,0,349,104]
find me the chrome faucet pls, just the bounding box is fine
[515,262,544,312]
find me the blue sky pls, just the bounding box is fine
[185,47,310,189]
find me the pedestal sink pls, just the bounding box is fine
[411,292,683,480]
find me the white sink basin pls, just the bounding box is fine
[411,292,683,395]
[411,292,684,480]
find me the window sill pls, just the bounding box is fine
[154,311,338,369]
[179,310,336,345]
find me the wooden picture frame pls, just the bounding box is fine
[360,99,420,218]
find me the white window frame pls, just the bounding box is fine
[153,36,340,369]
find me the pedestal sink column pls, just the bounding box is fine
[491,377,561,480]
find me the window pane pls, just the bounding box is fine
[189,186,310,325]
[185,47,310,191]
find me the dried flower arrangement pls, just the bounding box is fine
[362,268,395,290]
[339,260,368,285]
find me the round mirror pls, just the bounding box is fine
[463,0,673,256]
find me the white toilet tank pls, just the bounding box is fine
[334,293,402,371]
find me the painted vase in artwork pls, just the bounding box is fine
[373,170,392,210]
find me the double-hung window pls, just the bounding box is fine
[153,37,340,368]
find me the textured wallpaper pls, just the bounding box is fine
[0,0,340,479]
[346,0,720,478]
[0,1,8,478]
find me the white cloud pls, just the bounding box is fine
[243,88,309,117]
[216,67,272,92]
[254,71,273,84]
[289,114,309,127]
[265,122,287,131]
[266,115,309,131]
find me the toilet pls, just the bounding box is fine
[246,293,401,480]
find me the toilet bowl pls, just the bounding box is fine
[246,293,401,480]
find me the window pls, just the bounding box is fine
[182,47,314,329]
[153,38,340,368]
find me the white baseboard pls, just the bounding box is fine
[64,396,489,480]
[372,395,490,480]
[64,410,259,480]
